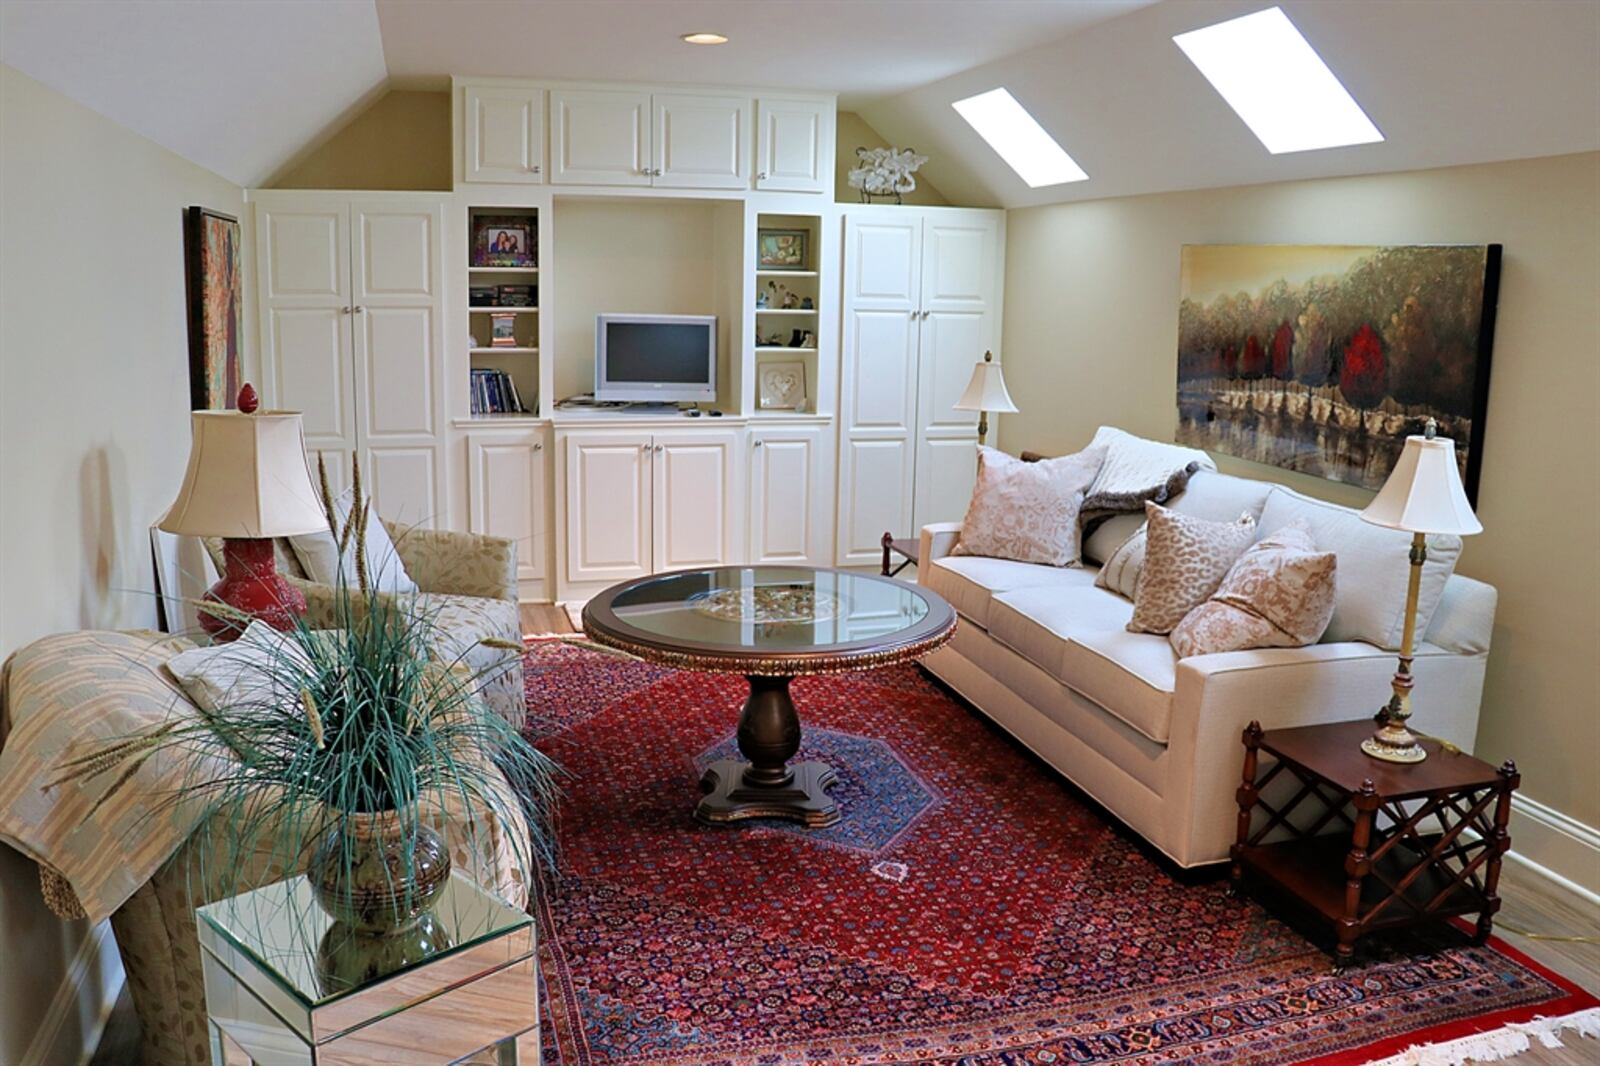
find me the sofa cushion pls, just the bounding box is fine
[925,555,1098,630]
[1061,629,1178,744]
[417,593,525,727]
[1169,470,1276,523]
[1083,511,1144,567]
[988,586,1135,684]
[1256,487,1462,650]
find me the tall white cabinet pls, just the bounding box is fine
[254,192,447,528]
[837,208,1003,566]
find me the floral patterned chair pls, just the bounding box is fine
[201,522,527,728]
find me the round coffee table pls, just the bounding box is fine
[582,565,956,828]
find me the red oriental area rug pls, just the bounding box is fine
[521,641,1596,1065]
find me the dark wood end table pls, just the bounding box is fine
[1231,719,1519,970]
[880,532,919,578]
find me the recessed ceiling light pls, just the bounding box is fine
[681,32,729,45]
[951,88,1088,188]
[1173,6,1383,154]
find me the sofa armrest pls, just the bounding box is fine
[381,522,519,602]
[1161,641,1489,866]
[917,522,963,585]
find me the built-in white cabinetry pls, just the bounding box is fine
[837,207,1003,565]
[550,89,750,189]
[463,84,545,184]
[255,192,447,528]
[466,426,550,597]
[559,427,741,591]
[748,423,834,565]
[755,98,832,193]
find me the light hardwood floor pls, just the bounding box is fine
[88,626,1597,1064]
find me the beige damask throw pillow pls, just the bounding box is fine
[1169,521,1337,658]
[957,445,1107,566]
[1128,502,1256,634]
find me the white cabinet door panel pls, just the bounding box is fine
[359,308,435,438]
[846,219,920,307]
[270,309,349,439]
[356,211,435,299]
[917,311,983,433]
[364,446,439,530]
[839,438,913,565]
[756,98,828,193]
[653,431,737,570]
[464,84,545,184]
[848,311,918,432]
[653,93,750,189]
[468,430,547,584]
[913,435,977,532]
[551,89,651,186]
[921,218,996,311]
[262,208,345,300]
[749,427,827,564]
[564,432,652,583]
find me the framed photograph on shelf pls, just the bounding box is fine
[472,216,536,267]
[757,229,809,271]
[758,360,808,411]
[489,312,519,347]
[183,207,243,410]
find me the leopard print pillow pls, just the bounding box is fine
[1169,521,1337,657]
[1128,502,1256,635]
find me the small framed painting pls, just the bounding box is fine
[472,216,536,267]
[183,207,243,410]
[489,312,519,347]
[757,229,809,271]
[758,360,808,411]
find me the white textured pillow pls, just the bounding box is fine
[1084,427,1216,501]
[1255,488,1461,650]
[1094,523,1147,600]
[165,621,311,713]
[1083,511,1145,567]
[957,445,1106,566]
[289,489,417,594]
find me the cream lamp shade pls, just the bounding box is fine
[954,354,1019,415]
[1360,432,1482,536]
[158,409,329,538]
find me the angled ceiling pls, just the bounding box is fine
[862,0,1600,208]
[0,0,387,186]
[1,0,1595,202]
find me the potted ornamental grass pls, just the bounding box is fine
[58,456,560,990]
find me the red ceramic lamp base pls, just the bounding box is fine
[200,537,307,642]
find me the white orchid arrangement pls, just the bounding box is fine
[847,146,929,201]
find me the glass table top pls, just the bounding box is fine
[196,871,532,1007]
[585,566,952,656]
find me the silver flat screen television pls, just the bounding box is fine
[595,314,717,403]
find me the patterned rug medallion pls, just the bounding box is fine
[522,641,1595,1065]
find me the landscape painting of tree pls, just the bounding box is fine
[1176,244,1501,502]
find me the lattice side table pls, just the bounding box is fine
[1231,719,1518,970]
[197,871,538,1064]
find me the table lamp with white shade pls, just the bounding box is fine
[953,350,1019,447]
[158,385,330,641]
[1358,420,1483,763]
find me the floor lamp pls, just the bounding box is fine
[954,350,1018,447]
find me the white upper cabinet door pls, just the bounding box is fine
[467,428,548,586]
[652,430,740,570]
[847,216,921,308]
[748,425,830,565]
[755,98,830,193]
[351,201,445,528]
[652,93,751,189]
[255,198,355,497]
[463,84,545,184]
[550,89,652,186]
[563,430,653,584]
[920,214,999,313]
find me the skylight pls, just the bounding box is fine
[951,88,1088,188]
[1173,7,1382,154]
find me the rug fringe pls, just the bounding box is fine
[1362,1006,1600,1065]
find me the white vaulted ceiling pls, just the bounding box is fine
[1,0,1595,201]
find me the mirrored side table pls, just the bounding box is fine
[197,871,538,1065]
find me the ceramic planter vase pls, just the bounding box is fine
[306,808,452,934]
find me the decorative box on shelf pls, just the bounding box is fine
[1231,719,1518,970]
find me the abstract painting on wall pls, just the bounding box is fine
[1175,244,1501,502]
[183,206,243,410]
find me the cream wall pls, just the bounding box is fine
[271,89,451,191]
[0,64,248,1063]
[836,110,949,206]
[997,151,1600,833]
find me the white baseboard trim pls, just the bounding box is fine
[1506,794,1600,907]
[22,920,124,1066]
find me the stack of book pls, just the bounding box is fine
[470,368,532,416]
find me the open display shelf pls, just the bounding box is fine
[467,205,541,418]
[751,212,825,416]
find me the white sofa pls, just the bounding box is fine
[917,463,1497,868]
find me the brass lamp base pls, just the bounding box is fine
[1361,530,1431,765]
[1361,726,1427,764]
